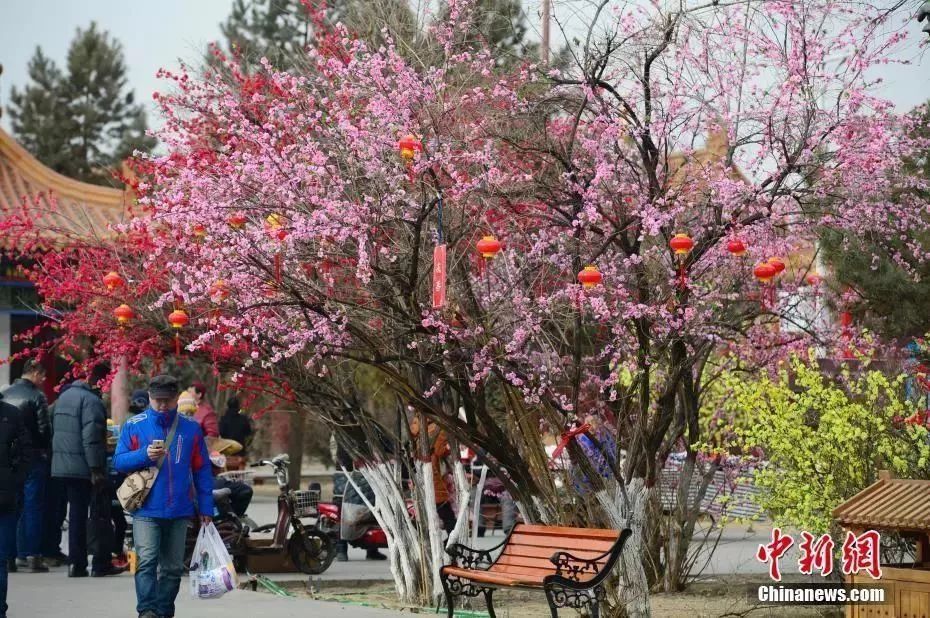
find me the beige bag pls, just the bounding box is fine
[117,413,179,512]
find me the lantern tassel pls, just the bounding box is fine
[274,252,282,285]
[175,332,180,357]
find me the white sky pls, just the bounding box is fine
[1,0,928,135]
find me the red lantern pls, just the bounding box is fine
[669,233,694,257]
[103,271,125,291]
[577,265,603,289]
[114,304,134,325]
[209,280,229,302]
[726,238,746,257]
[168,309,189,356]
[754,262,777,283]
[806,272,822,287]
[168,309,189,329]
[768,257,786,275]
[192,224,206,241]
[476,235,502,260]
[398,134,422,161]
[228,213,247,230]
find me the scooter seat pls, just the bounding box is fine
[213,487,233,502]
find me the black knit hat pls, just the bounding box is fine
[148,374,180,398]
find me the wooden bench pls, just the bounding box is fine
[440,523,631,618]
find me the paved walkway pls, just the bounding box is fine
[9,567,403,617]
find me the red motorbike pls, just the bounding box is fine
[315,474,389,553]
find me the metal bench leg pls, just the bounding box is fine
[440,574,454,618]
[483,588,497,618]
[544,586,559,618]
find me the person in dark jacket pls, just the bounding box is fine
[0,391,29,618]
[2,360,51,572]
[218,396,252,455]
[115,374,214,618]
[51,366,123,577]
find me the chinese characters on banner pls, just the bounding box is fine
[757,529,882,581]
[432,244,447,309]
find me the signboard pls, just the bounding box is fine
[432,244,447,309]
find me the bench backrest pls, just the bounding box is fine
[489,524,622,582]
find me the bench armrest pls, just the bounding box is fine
[547,528,633,585]
[548,548,614,582]
[446,543,496,570]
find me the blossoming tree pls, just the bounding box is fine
[4,1,929,615]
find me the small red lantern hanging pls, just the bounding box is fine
[103,271,125,291]
[476,235,502,260]
[577,265,603,289]
[805,272,822,287]
[398,134,422,161]
[726,238,746,257]
[754,262,778,308]
[669,233,694,289]
[114,304,134,326]
[265,214,287,284]
[168,309,189,356]
[768,256,786,276]
[227,213,247,230]
[192,224,206,242]
[209,279,229,302]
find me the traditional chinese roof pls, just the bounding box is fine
[0,127,129,243]
[832,477,930,533]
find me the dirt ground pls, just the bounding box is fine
[280,576,847,617]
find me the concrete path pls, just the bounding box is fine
[8,567,403,617]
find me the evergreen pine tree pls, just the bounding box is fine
[7,22,155,186]
[7,49,73,173]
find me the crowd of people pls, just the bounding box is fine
[0,364,253,618]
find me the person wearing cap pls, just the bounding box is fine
[114,374,214,618]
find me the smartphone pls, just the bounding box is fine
[151,439,165,449]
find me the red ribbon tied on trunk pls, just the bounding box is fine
[550,422,591,460]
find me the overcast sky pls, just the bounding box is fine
[1,0,928,135]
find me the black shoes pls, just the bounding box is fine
[14,558,27,569]
[68,566,89,578]
[365,549,387,560]
[138,612,159,618]
[90,564,127,577]
[44,552,69,567]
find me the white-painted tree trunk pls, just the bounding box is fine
[596,478,652,618]
[447,458,471,549]
[415,459,447,601]
[345,464,421,604]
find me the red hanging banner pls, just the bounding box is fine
[432,244,447,309]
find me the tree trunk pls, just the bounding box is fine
[287,411,304,490]
[597,478,652,618]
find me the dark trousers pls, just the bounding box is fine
[0,510,16,617]
[63,478,108,571]
[16,456,48,558]
[42,477,67,558]
[212,477,253,517]
[110,477,127,556]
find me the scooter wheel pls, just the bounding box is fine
[288,529,336,575]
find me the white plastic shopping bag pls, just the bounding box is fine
[189,522,237,599]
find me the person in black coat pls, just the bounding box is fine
[1,360,51,572]
[218,396,252,455]
[50,366,122,578]
[0,391,29,618]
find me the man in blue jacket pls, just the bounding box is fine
[115,374,214,618]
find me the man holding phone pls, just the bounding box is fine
[114,375,214,618]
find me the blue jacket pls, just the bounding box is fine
[114,408,213,519]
